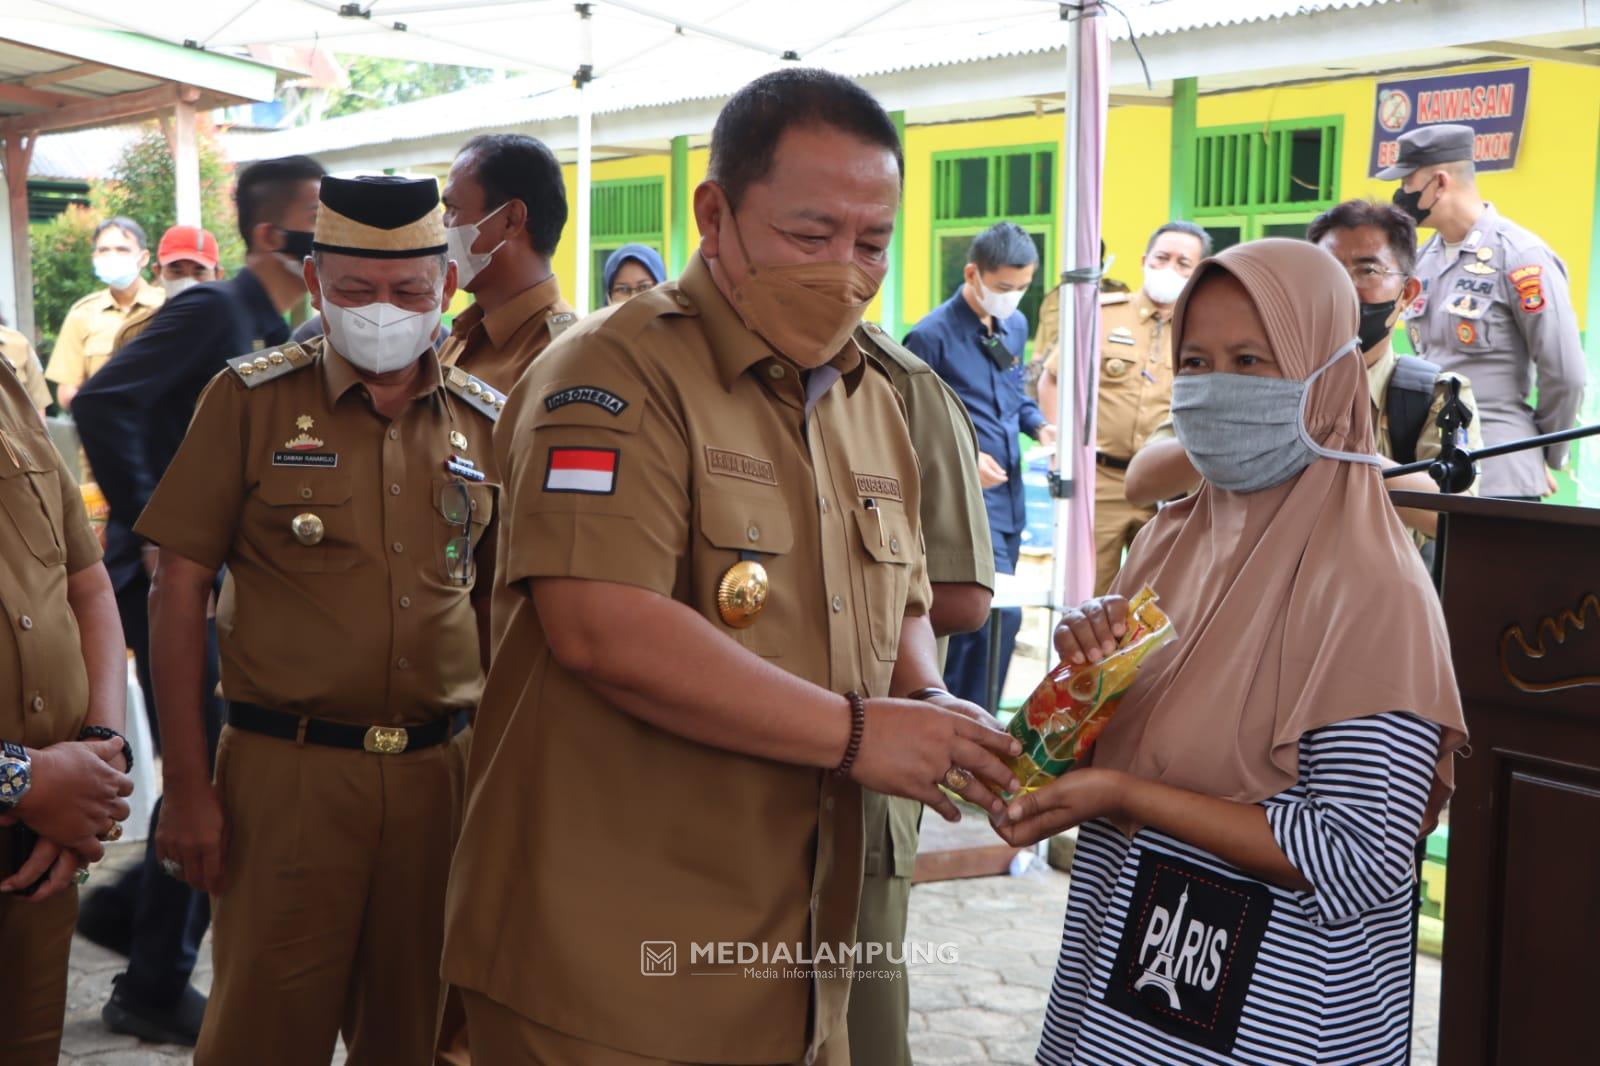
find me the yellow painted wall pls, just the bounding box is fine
[1196,59,1600,327]
[539,58,1597,330]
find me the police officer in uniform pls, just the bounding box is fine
[0,358,133,1065]
[137,175,503,1066]
[850,337,994,1066]
[1382,123,1586,500]
[440,133,577,394]
[1038,222,1208,593]
[442,68,1020,1065]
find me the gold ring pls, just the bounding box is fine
[100,822,123,843]
[943,766,973,792]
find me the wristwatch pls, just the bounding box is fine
[0,741,31,810]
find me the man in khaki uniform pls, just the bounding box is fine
[109,225,224,355]
[0,359,133,1065]
[1038,222,1209,593]
[850,337,994,1066]
[0,321,52,413]
[138,175,503,1066]
[440,133,576,394]
[442,69,1019,1065]
[47,217,165,409]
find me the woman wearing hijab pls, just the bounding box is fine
[602,243,667,305]
[1000,239,1467,1065]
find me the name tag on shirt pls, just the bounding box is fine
[1103,850,1274,1054]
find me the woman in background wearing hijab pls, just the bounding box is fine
[602,243,667,305]
[1000,239,1467,1065]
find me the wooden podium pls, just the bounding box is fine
[1390,492,1600,1066]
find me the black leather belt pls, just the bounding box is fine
[1095,452,1131,471]
[227,702,469,755]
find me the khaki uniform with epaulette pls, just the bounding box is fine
[442,252,932,1065]
[135,332,503,1064]
[1043,289,1175,593]
[851,331,994,1066]
[0,325,51,413]
[439,274,577,395]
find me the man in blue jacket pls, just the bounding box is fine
[71,154,325,1046]
[905,222,1054,709]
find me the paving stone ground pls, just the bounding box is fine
[62,841,1441,1064]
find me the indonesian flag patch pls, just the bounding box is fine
[544,447,619,495]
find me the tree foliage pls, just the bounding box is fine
[321,56,495,120]
[94,121,243,269]
[27,204,97,359]
[27,120,241,357]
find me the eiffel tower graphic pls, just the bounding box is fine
[1133,886,1187,1010]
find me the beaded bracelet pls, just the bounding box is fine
[832,691,866,777]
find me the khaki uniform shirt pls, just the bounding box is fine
[1366,346,1484,487]
[1089,291,1174,460]
[0,362,102,748]
[438,276,576,395]
[46,279,164,389]
[443,253,932,1064]
[135,338,502,726]
[0,326,52,412]
[1403,204,1586,497]
[863,338,994,878]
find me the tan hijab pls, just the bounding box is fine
[1101,238,1467,824]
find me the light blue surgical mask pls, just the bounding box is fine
[1171,338,1380,493]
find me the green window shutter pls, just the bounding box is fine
[590,177,666,308]
[928,143,1058,350]
[1192,117,1342,216]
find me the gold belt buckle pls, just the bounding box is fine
[363,725,409,755]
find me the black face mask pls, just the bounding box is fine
[278,228,315,261]
[1392,176,1436,226]
[1358,299,1399,354]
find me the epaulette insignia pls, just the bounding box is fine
[228,342,313,388]
[548,311,578,340]
[445,366,506,421]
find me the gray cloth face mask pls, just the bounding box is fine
[1170,339,1381,493]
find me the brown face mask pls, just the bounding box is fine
[720,200,882,367]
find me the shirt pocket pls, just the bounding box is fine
[0,429,66,568]
[429,478,496,590]
[696,487,793,658]
[850,503,913,662]
[252,469,359,573]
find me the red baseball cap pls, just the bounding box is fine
[157,225,220,269]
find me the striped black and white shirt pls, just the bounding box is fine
[1038,712,1440,1065]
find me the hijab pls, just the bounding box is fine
[1099,238,1467,825]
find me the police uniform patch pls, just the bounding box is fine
[1445,294,1487,320]
[1457,321,1477,345]
[1403,288,1428,319]
[544,385,629,417]
[1510,265,1545,313]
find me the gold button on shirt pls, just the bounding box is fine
[1093,290,1174,460]
[443,253,932,1064]
[135,338,500,726]
[0,366,102,748]
[44,279,164,389]
[439,275,574,395]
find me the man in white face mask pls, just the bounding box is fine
[135,173,507,1064]
[905,221,1054,709]
[104,225,224,356]
[439,132,575,393]
[1040,220,1209,594]
[48,217,164,410]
